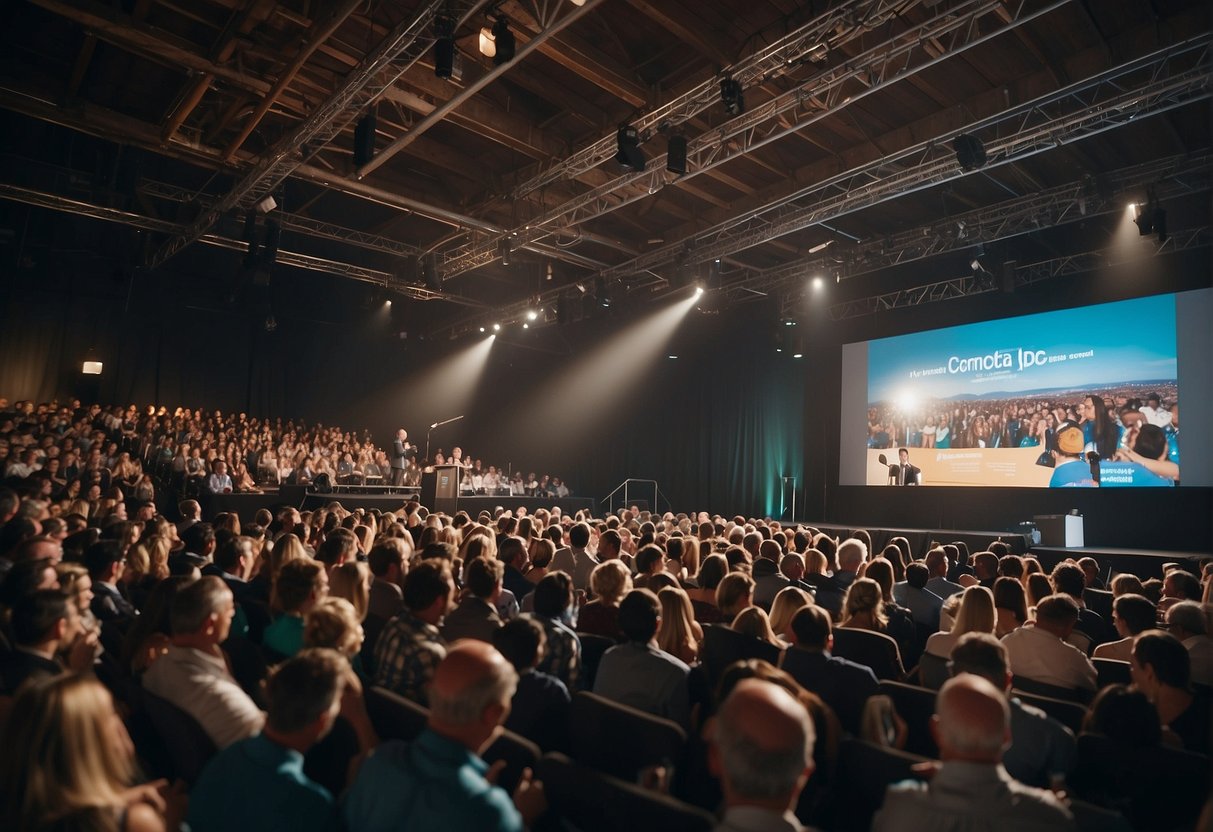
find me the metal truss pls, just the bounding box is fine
[604,34,1212,286]
[509,0,925,199]
[439,0,1064,279]
[825,226,1210,319]
[0,181,485,307]
[147,0,489,269]
[733,150,1211,302]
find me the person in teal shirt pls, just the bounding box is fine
[263,559,328,657]
[189,648,376,832]
[343,641,547,832]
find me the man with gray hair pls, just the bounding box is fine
[1165,600,1213,686]
[710,678,816,832]
[873,674,1073,831]
[344,641,546,832]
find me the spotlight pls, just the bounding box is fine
[479,326,486,332]
[720,77,744,116]
[792,351,804,359]
[478,26,496,58]
[81,360,103,375]
[255,195,277,214]
[523,322,530,329]
[526,309,538,321]
[385,299,392,307]
[615,124,645,171]
[434,15,455,79]
[952,134,987,171]
[1133,188,1168,242]
[545,263,554,281]
[811,276,824,290]
[492,323,501,331]
[970,258,982,272]
[575,282,588,294]
[694,284,704,297]
[667,354,678,359]
[491,17,515,65]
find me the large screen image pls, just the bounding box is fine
[838,290,1212,488]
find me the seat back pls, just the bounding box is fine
[698,624,782,687]
[827,739,929,832]
[365,685,428,741]
[1011,674,1092,704]
[482,730,542,794]
[832,627,903,680]
[575,632,615,691]
[1011,690,1087,734]
[1083,587,1113,620]
[878,681,939,758]
[568,691,687,782]
[1092,658,1132,688]
[139,688,218,785]
[916,651,950,690]
[536,752,715,832]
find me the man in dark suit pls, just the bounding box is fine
[1,589,99,694]
[84,539,137,623]
[781,605,878,735]
[389,428,414,486]
[890,447,921,486]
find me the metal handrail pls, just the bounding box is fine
[600,478,663,515]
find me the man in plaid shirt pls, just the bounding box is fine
[530,570,581,691]
[373,559,455,705]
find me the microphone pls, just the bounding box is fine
[877,454,888,466]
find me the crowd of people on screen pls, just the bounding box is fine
[0,397,1210,831]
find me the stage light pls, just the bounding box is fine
[575,282,588,294]
[434,15,455,79]
[385,299,392,307]
[522,322,530,329]
[694,285,704,297]
[666,135,687,176]
[952,133,987,171]
[812,276,824,290]
[667,354,678,359]
[478,26,497,58]
[1133,187,1168,242]
[526,309,538,321]
[615,124,645,171]
[720,77,744,116]
[479,326,486,332]
[255,195,277,214]
[970,258,982,272]
[81,360,103,375]
[492,323,501,331]
[808,240,832,254]
[792,351,804,359]
[353,108,377,168]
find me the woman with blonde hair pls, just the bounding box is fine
[329,561,372,621]
[268,533,309,581]
[925,585,996,657]
[732,606,784,651]
[769,586,814,641]
[304,597,365,660]
[125,536,171,611]
[577,560,632,639]
[657,586,703,664]
[841,577,889,632]
[0,673,185,830]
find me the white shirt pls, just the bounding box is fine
[143,645,264,749]
[1002,625,1097,691]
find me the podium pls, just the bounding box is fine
[423,464,459,514]
[1034,514,1084,547]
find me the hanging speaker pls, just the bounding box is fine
[260,220,280,270]
[424,253,441,291]
[353,108,377,168]
[666,135,687,175]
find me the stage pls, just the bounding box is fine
[1031,546,1211,578]
[805,522,1033,557]
[202,486,595,523]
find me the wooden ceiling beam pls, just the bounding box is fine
[623,0,735,66]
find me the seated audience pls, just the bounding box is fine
[892,561,943,630]
[442,556,505,644]
[768,585,814,642]
[367,538,407,620]
[873,674,1073,831]
[1051,561,1109,648]
[1163,600,1213,686]
[264,559,329,658]
[498,536,533,602]
[781,605,878,735]
[837,577,904,679]
[924,546,964,602]
[656,585,702,664]
[1092,593,1155,663]
[709,678,816,832]
[925,585,996,658]
[0,673,187,831]
[493,617,570,752]
[1130,630,1210,754]
[992,576,1028,637]
[343,641,547,832]
[949,633,1076,789]
[576,559,630,639]
[304,597,366,662]
[372,559,454,705]
[529,570,582,690]
[752,538,791,609]
[142,575,266,749]
[189,648,376,831]
[0,588,98,694]
[85,538,137,623]
[1001,594,1097,693]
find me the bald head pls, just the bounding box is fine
[933,674,1009,763]
[428,641,518,751]
[714,679,814,808]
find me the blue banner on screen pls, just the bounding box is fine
[854,293,1197,488]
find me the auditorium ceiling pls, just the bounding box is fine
[0,0,1209,335]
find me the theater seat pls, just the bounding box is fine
[1092,658,1132,688]
[832,628,904,681]
[139,688,218,785]
[826,739,929,832]
[916,651,950,690]
[575,632,615,690]
[698,624,782,687]
[1011,674,1092,705]
[1010,690,1087,735]
[536,752,715,832]
[569,691,687,782]
[878,681,939,758]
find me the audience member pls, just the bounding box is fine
[892,561,943,630]
[0,588,98,694]
[576,558,630,639]
[529,570,582,690]
[367,538,407,620]
[265,559,329,658]
[1091,593,1155,663]
[372,559,453,705]
[493,617,570,752]
[443,556,505,643]
[925,585,995,658]
[872,674,1073,831]
[549,522,598,592]
[1130,630,1211,754]
[1163,600,1213,686]
[1001,594,1097,693]
[344,641,546,832]
[782,605,878,735]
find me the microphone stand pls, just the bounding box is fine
[425,414,465,465]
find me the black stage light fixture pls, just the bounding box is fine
[1134,188,1168,243]
[491,16,515,65]
[241,209,258,270]
[498,238,511,266]
[952,133,987,171]
[666,135,688,176]
[615,124,645,171]
[434,15,455,78]
[353,108,377,168]
[720,77,744,116]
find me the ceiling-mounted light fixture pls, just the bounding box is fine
[491,16,515,65]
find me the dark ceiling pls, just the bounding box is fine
[0,0,1209,336]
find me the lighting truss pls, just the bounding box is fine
[826,226,1210,320]
[147,0,489,269]
[438,0,1063,279]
